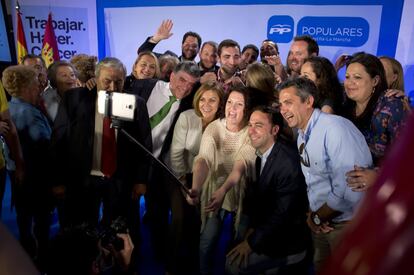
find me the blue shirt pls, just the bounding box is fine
[9,97,51,142]
[298,109,372,222]
[8,97,51,175]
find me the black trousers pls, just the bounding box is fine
[0,168,6,219]
[11,171,52,270]
[146,171,200,274]
[57,176,140,241]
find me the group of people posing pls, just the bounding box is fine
[0,19,410,275]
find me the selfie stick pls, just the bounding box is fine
[103,91,190,195]
[113,124,190,195]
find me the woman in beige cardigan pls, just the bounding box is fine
[187,85,256,275]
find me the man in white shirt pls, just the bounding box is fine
[130,61,200,273]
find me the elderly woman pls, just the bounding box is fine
[167,82,224,274]
[343,53,410,191]
[44,60,78,122]
[2,65,52,268]
[187,85,256,275]
[124,51,160,91]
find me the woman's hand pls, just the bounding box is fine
[186,188,200,206]
[346,165,378,192]
[205,187,226,212]
[0,121,10,135]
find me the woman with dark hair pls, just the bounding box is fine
[300,56,343,114]
[343,52,410,190]
[187,85,256,275]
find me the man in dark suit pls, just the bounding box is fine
[50,57,152,238]
[130,61,200,274]
[226,106,310,275]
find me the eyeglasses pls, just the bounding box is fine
[299,142,310,167]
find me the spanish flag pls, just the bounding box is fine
[16,5,28,64]
[41,12,60,67]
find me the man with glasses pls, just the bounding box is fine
[278,77,372,272]
[137,19,202,62]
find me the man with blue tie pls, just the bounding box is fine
[226,106,310,275]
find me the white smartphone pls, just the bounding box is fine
[97,90,136,121]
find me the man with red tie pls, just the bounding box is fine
[49,57,152,239]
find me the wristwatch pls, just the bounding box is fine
[311,212,321,226]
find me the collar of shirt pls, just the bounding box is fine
[257,143,274,174]
[298,108,321,144]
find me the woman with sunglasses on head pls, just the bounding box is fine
[342,52,410,191]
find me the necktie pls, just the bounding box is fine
[256,157,261,178]
[149,96,177,129]
[101,117,117,177]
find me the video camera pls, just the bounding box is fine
[96,217,128,251]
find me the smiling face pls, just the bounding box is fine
[300,62,318,83]
[198,89,220,122]
[260,41,278,60]
[182,36,199,60]
[344,62,378,104]
[56,65,77,94]
[96,66,125,93]
[225,91,246,131]
[242,48,258,65]
[199,44,218,70]
[134,54,157,79]
[219,46,241,76]
[279,86,314,131]
[169,71,198,99]
[287,40,310,74]
[248,110,278,154]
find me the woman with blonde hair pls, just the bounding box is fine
[378,56,405,91]
[124,51,160,91]
[2,65,52,269]
[168,82,224,274]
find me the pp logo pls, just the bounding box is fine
[267,16,294,43]
[269,24,291,35]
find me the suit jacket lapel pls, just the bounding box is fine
[259,143,280,184]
